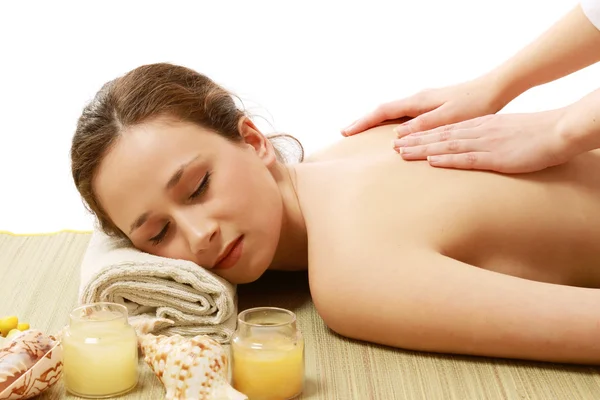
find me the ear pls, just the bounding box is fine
[238,117,277,166]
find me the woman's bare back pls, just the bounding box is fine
[292,124,600,364]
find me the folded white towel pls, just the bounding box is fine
[78,229,237,344]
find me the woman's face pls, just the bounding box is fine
[93,117,283,283]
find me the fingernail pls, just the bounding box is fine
[399,147,411,155]
[428,156,440,163]
[394,125,409,137]
[394,139,407,147]
[344,123,356,133]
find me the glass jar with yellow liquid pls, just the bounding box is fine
[231,307,305,400]
[62,302,138,398]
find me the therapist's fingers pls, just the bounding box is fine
[399,114,491,139]
[393,127,480,148]
[397,139,483,160]
[393,104,459,138]
[341,97,434,136]
[427,152,495,171]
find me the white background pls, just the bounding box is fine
[0,0,596,233]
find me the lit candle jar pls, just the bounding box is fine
[231,307,304,400]
[62,302,138,398]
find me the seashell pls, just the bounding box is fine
[139,333,247,400]
[0,330,62,400]
[130,315,174,337]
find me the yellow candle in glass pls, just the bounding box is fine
[62,303,138,398]
[232,307,304,400]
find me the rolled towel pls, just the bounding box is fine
[78,229,237,344]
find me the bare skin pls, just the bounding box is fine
[341,5,600,174]
[297,124,600,365]
[95,117,600,365]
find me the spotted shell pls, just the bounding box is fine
[139,333,247,400]
[0,330,62,400]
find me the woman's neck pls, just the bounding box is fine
[268,163,308,271]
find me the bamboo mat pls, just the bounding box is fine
[1,231,599,399]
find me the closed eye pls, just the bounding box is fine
[149,221,170,246]
[148,171,210,246]
[189,171,211,200]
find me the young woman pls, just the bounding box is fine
[71,63,600,366]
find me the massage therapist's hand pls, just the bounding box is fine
[341,76,505,137]
[392,109,573,174]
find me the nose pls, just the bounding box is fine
[177,212,220,256]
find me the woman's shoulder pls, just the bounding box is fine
[304,123,400,163]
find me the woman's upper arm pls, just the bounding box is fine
[317,250,600,364]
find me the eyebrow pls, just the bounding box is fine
[128,155,201,235]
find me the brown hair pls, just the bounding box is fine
[71,62,303,238]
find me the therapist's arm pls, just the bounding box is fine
[491,3,600,108]
[559,87,600,158]
[343,2,600,137]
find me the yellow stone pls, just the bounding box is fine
[0,316,18,337]
[17,322,30,331]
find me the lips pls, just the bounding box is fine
[214,236,244,270]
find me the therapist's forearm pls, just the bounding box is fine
[484,5,600,109]
[557,88,600,156]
